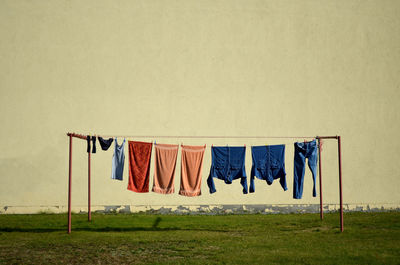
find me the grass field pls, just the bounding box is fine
[0,212,399,264]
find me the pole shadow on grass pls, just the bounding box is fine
[0,217,230,233]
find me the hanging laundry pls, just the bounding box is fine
[111,138,125,181]
[87,135,91,153]
[127,141,153,192]
[179,145,206,197]
[91,136,96,153]
[152,143,179,194]
[293,139,318,199]
[86,135,96,153]
[98,137,113,151]
[207,146,248,194]
[250,145,287,193]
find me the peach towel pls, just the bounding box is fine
[152,143,179,194]
[179,145,206,197]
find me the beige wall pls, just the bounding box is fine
[1,0,399,212]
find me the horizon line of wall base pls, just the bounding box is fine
[1,204,399,214]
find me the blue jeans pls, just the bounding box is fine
[250,145,287,193]
[207,146,248,194]
[293,140,318,199]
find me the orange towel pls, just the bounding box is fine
[179,145,206,197]
[152,143,179,194]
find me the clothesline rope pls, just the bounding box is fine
[67,133,338,141]
[93,135,318,139]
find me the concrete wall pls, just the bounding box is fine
[1,0,399,214]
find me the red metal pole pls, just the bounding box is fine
[68,134,72,234]
[338,136,343,232]
[68,132,87,140]
[316,136,339,140]
[318,138,323,220]
[88,151,91,221]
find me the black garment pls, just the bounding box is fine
[87,135,96,153]
[91,136,96,153]
[98,137,114,151]
[87,135,91,153]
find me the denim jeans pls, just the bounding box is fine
[293,139,318,199]
[207,146,248,194]
[250,145,287,193]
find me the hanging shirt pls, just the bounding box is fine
[111,138,125,181]
[250,144,287,193]
[207,146,248,194]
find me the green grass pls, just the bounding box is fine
[0,212,399,264]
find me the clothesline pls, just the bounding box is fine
[69,133,322,139]
[102,135,318,139]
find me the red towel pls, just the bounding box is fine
[127,141,153,193]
